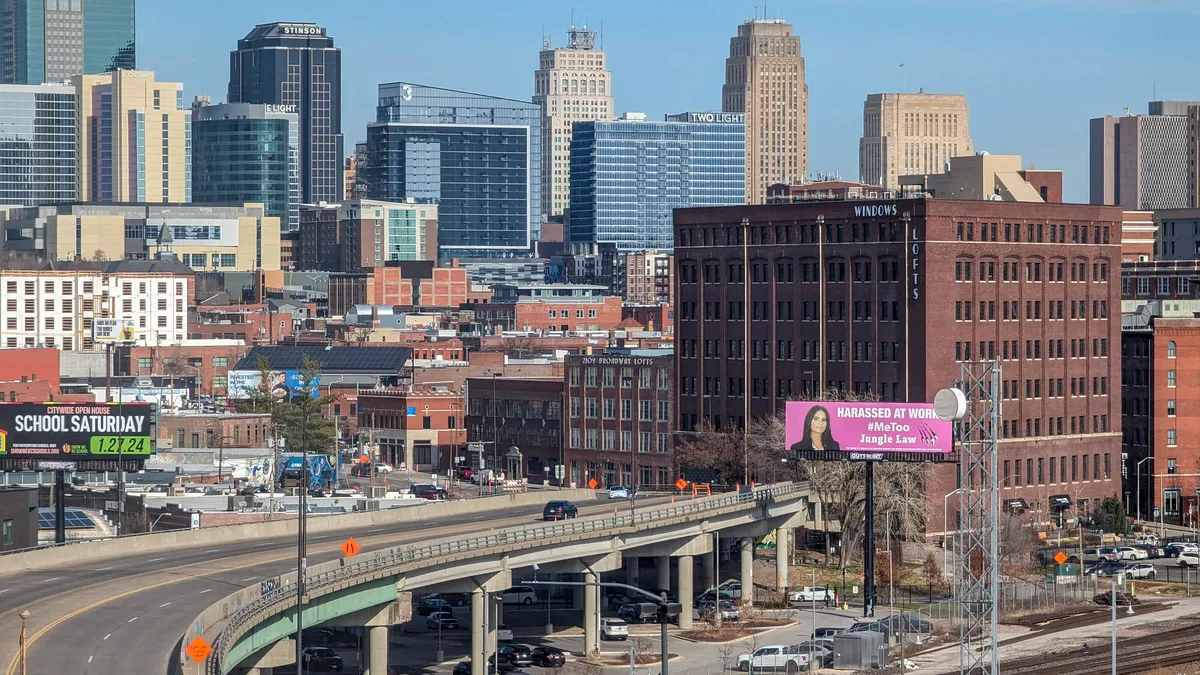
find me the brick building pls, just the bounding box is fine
[1120,260,1200,309]
[562,351,675,489]
[356,388,465,472]
[328,260,469,317]
[624,251,673,305]
[468,284,624,334]
[675,197,1123,536]
[121,343,248,403]
[157,412,273,449]
[296,200,437,272]
[465,376,565,483]
[1120,211,1156,261]
[189,304,297,344]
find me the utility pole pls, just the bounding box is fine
[369,413,377,498]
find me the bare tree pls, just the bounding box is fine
[676,419,746,485]
[91,249,109,262]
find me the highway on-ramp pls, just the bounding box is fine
[0,496,632,675]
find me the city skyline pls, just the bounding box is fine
[136,0,1200,204]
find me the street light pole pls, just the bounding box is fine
[19,609,30,675]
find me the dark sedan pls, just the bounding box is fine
[426,612,460,630]
[498,644,533,667]
[301,646,344,672]
[531,646,566,667]
[542,500,578,520]
[411,484,448,500]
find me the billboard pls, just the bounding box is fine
[0,403,155,459]
[785,401,952,462]
[227,370,320,400]
[92,318,137,343]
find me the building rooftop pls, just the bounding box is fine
[234,346,413,374]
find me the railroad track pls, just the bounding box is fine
[1000,625,1200,675]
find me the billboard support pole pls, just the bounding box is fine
[104,342,111,403]
[863,460,875,618]
[54,469,66,544]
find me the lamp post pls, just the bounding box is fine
[19,609,30,675]
[1136,456,1153,524]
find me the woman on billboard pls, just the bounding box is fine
[789,405,840,452]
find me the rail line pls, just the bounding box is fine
[1000,624,1200,675]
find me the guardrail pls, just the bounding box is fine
[195,482,806,675]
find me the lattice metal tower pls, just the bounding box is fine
[956,362,1001,675]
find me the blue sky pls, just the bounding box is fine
[141,0,1199,203]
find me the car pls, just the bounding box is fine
[410,484,448,500]
[429,592,469,607]
[426,612,460,630]
[375,463,394,474]
[543,500,578,520]
[301,646,344,672]
[501,586,538,605]
[530,646,566,667]
[455,662,503,675]
[496,624,513,642]
[608,485,632,499]
[847,620,902,640]
[600,618,629,641]
[1125,563,1157,579]
[791,642,835,668]
[717,580,744,599]
[699,599,741,621]
[606,593,635,609]
[812,626,847,639]
[309,488,327,497]
[1167,542,1199,558]
[1179,551,1200,567]
[1135,534,1160,546]
[618,603,663,624]
[1085,560,1127,577]
[1116,546,1149,561]
[787,586,833,603]
[498,645,533,667]
[1132,544,1162,559]
[883,613,934,634]
[303,628,359,648]
[695,590,738,604]
[736,645,811,673]
[418,597,453,616]
[456,467,475,481]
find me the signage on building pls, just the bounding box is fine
[853,204,899,217]
[687,112,744,124]
[578,355,659,367]
[281,25,325,35]
[120,71,155,79]
[909,222,922,301]
[0,403,155,460]
[92,319,136,343]
[402,84,413,101]
[785,401,951,463]
[227,370,320,400]
[264,104,297,114]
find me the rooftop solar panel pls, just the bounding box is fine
[36,507,97,529]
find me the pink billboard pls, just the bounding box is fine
[785,401,952,460]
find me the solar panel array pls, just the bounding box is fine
[37,507,97,529]
[233,346,413,374]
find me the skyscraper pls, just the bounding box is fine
[859,92,972,192]
[721,18,807,204]
[1,0,135,84]
[192,102,300,231]
[74,69,190,203]
[0,83,76,205]
[363,81,541,257]
[228,22,342,205]
[1090,102,1200,210]
[533,25,612,220]
[569,112,745,250]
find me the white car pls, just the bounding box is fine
[600,618,628,641]
[1179,551,1200,568]
[1125,563,1157,579]
[1116,546,1148,561]
[500,585,537,605]
[374,463,394,474]
[496,624,513,641]
[736,646,810,673]
[788,586,834,603]
[608,485,632,499]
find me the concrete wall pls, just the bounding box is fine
[0,488,597,575]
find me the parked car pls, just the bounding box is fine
[418,597,453,616]
[501,586,538,605]
[303,628,359,648]
[1135,534,1160,546]
[496,625,513,642]
[846,620,899,640]
[1179,551,1200,567]
[717,580,744,599]
[1082,547,1119,563]
[1132,544,1162,558]
[608,485,633,499]
[426,612,460,630]
[699,600,741,621]
[1166,542,1199,558]
[1125,563,1158,579]
[1085,560,1127,577]
[498,645,533,667]
[811,626,847,639]
[1116,546,1149,561]
[787,586,833,603]
[428,592,469,607]
[600,618,629,641]
[792,641,835,668]
[455,467,475,481]
[410,484,447,500]
[736,645,811,673]
[350,464,371,477]
[531,646,566,667]
[374,463,394,474]
[455,662,503,675]
[543,500,578,520]
[301,646,344,672]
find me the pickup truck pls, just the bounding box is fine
[787,586,834,603]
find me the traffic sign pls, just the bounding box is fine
[587,478,598,489]
[1054,551,1068,565]
[675,478,688,490]
[859,572,866,583]
[185,637,212,662]
[341,538,360,557]
[359,454,370,464]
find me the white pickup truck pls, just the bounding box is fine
[787,586,834,603]
[736,646,811,673]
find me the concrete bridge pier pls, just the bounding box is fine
[326,600,410,675]
[740,537,755,605]
[655,555,670,592]
[625,555,640,587]
[471,590,486,675]
[583,569,599,655]
[776,527,790,595]
[701,549,716,590]
[677,555,694,630]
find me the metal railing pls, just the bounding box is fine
[202,482,806,675]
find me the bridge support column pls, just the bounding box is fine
[702,549,716,591]
[677,555,694,630]
[625,555,640,587]
[584,570,599,655]
[740,537,755,606]
[655,555,670,592]
[367,625,388,675]
[471,589,486,675]
[776,527,790,595]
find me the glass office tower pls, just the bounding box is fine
[1,0,135,84]
[568,112,745,250]
[363,82,541,257]
[228,22,342,205]
[0,83,75,205]
[192,102,300,230]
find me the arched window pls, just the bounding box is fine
[1168,341,1177,358]
[561,78,567,92]
[598,79,606,94]
[589,79,596,94]
[570,79,577,93]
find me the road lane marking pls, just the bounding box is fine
[41,577,60,583]
[103,634,111,640]
[205,549,218,553]
[367,528,382,533]
[148,557,165,562]
[159,602,172,608]
[127,616,137,623]
[0,590,7,594]
[199,588,213,594]
[242,577,256,582]
[88,655,93,663]
[96,566,112,571]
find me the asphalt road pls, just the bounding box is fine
[0,496,634,675]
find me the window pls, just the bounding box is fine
[213,356,228,367]
[1168,370,1177,387]
[2,519,11,545]
[1168,341,1177,358]
[1169,400,1177,416]
[1168,429,1177,446]
[137,358,153,369]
